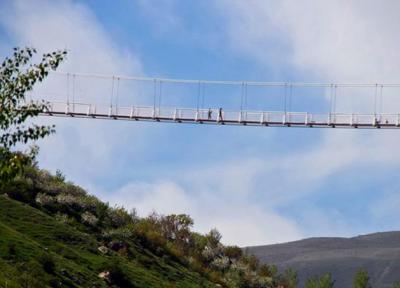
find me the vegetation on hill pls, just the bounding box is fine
[0,156,295,287]
[2,165,400,288]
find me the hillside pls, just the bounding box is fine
[0,157,291,288]
[0,195,216,287]
[246,232,400,288]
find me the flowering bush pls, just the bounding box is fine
[81,211,99,226]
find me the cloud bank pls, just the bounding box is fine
[3,0,400,246]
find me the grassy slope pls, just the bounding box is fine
[0,195,215,288]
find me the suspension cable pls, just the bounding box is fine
[240,82,244,112]
[245,82,248,111]
[110,76,115,111]
[201,83,205,109]
[289,83,293,112]
[153,78,157,112]
[159,80,162,111]
[374,84,378,115]
[329,84,333,114]
[333,85,337,114]
[72,74,76,112]
[66,73,70,105]
[116,77,120,113]
[197,81,201,111]
[284,83,288,113]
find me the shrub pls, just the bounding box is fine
[205,228,222,248]
[4,177,36,204]
[5,242,17,259]
[280,268,298,288]
[54,213,74,225]
[392,282,400,288]
[108,206,133,228]
[210,256,230,271]
[306,273,335,288]
[224,245,243,262]
[102,226,135,241]
[39,253,56,274]
[258,263,273,278]
[36,192,55,206]
[81,211,99,226]
[353,269,371,288]
[100,259,132,287]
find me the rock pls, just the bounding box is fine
[97,246,109,254]
[98,270,110,281]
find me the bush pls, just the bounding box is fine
[4,177,36,204]
[100,259,133,287]
[39,253,56,274]
[107,206,133,228]
[280,268,298,288]
[81,211,99,226]
[224,245,243,262]
[5,242,17,259]
[306,273,335,288]
[102,226,135,241]
[353,269,371,288]
[36,192,55,206]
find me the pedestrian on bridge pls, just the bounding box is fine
[208,108,212,120]
[218,107,223,122]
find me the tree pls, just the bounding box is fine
[319,273,335,288]
[392,282,400,288]
[0,47,66,182]
[223,245,243,263]
[280,268,298,288]
[206,228,222,248]
[306,273,335,288]
[353,269,371,288]
[160,214,194,250]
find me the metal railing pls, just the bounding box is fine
[42,101,400,128]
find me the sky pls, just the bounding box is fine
[1,0,400,246]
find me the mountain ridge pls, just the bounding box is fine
[246,231,400,288]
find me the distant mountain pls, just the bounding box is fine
[246,232,400,288]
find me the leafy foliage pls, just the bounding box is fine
[0,47,66,149]
[306,273,335,288]
[0,47,66,183]
[353,269,371,288]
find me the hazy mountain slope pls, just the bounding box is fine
[246,232,400,288]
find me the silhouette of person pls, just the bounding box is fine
[218,107,223,121]
[208,108,212,120]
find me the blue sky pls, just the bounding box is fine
[2,0,400,246]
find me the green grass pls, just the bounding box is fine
[0,195,216,287]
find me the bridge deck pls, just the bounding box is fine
[41,102,400,129]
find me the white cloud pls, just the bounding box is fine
[219,0,400,82]
[215,0,400,237]
[0,0,141,75]
[103,179,302,246]
[0,0,299,247]
[0,0,145,184]
[4,0,400,246]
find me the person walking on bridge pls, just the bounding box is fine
[218,107,223,122]
[208,108,212,120]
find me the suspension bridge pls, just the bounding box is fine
[30,72,400,129]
